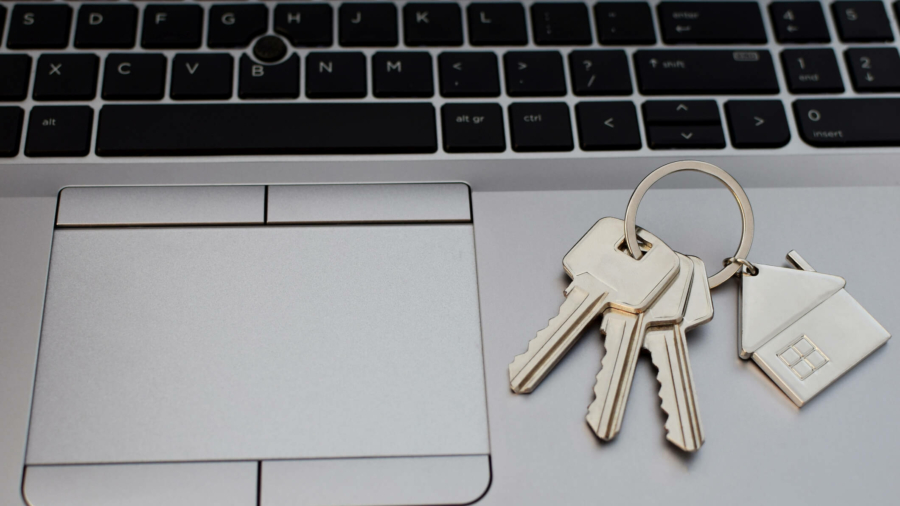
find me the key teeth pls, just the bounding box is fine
[508,297,578,393]
[651,359,686,450]
[585,325,616,437]
[649,353,702,453]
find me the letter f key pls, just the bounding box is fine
[509,218,680,394]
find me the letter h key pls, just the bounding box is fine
[508,217,680,397]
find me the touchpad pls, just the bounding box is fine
[26,185,489,506]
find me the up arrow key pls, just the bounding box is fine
[676,103,689,111]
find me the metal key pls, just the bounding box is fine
[586,253,694,441]
[643,255,714,452]
[508,217,680,394]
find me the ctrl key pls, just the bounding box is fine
[25,106,94,157]
[441,103,505,153]
[509,102,573,152]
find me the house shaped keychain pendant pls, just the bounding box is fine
[739,251,890,407]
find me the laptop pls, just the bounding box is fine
[1,1,897,505]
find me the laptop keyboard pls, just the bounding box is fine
[2,0,900,158]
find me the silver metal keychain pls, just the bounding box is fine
[623,161,891,408]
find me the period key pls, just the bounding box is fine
[441,103,505,152]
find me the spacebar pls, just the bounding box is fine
[96,103,438,156]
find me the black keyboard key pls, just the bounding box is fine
[647,126,725,149]
[7,4,72,49]
[467,3,527,46]
[373,52,433,98]
[171,54,234,100]
[96,103,437,155]
[846,47,900,92]
[142,5,203,49]
[575,101,641,151]
[439,52,500,97]
[635,50,779,95]
[832,1,894,42]
[239,53,300,99]
[33,54,99,101]
[306,52,366,98]
[441,103,505,152]
[504,51,566,96]
[75,4,137,49]
[339,3,398,47]
[658,2,766,44]
[781,49,845,93]
[103,54,166,100]
[531,2,591,45]
[208,4,268,48]
[274,3,333,47]
[793,98,900,146]
[0,106,24,157]
[0,6,5,42]
[508,102,573,152]
[643,100,720,124]
[569,50,632,96]
[725,100,791,148]
[25,106,94,157]
[0,55,32,101]
[769,2,830,43]
[594,2,656,45]
[404,3,463,46]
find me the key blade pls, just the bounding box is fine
[509,273,611,394]
[645,326,704,452]
[585,309,643,440]
[682,256,714,331]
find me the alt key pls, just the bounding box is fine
[441,103,505,153]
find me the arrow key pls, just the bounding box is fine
[504,51,566,96]
[725,100,790,148]
[845,47,900,92]
[642,100,720,124]
[575,101,641,150]
[647,125,725,149]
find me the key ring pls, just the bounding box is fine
[623,161,754,289]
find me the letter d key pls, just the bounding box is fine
[508,217,680,394]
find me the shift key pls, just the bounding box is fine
[635,50,779,95]
[794,99,900,147]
